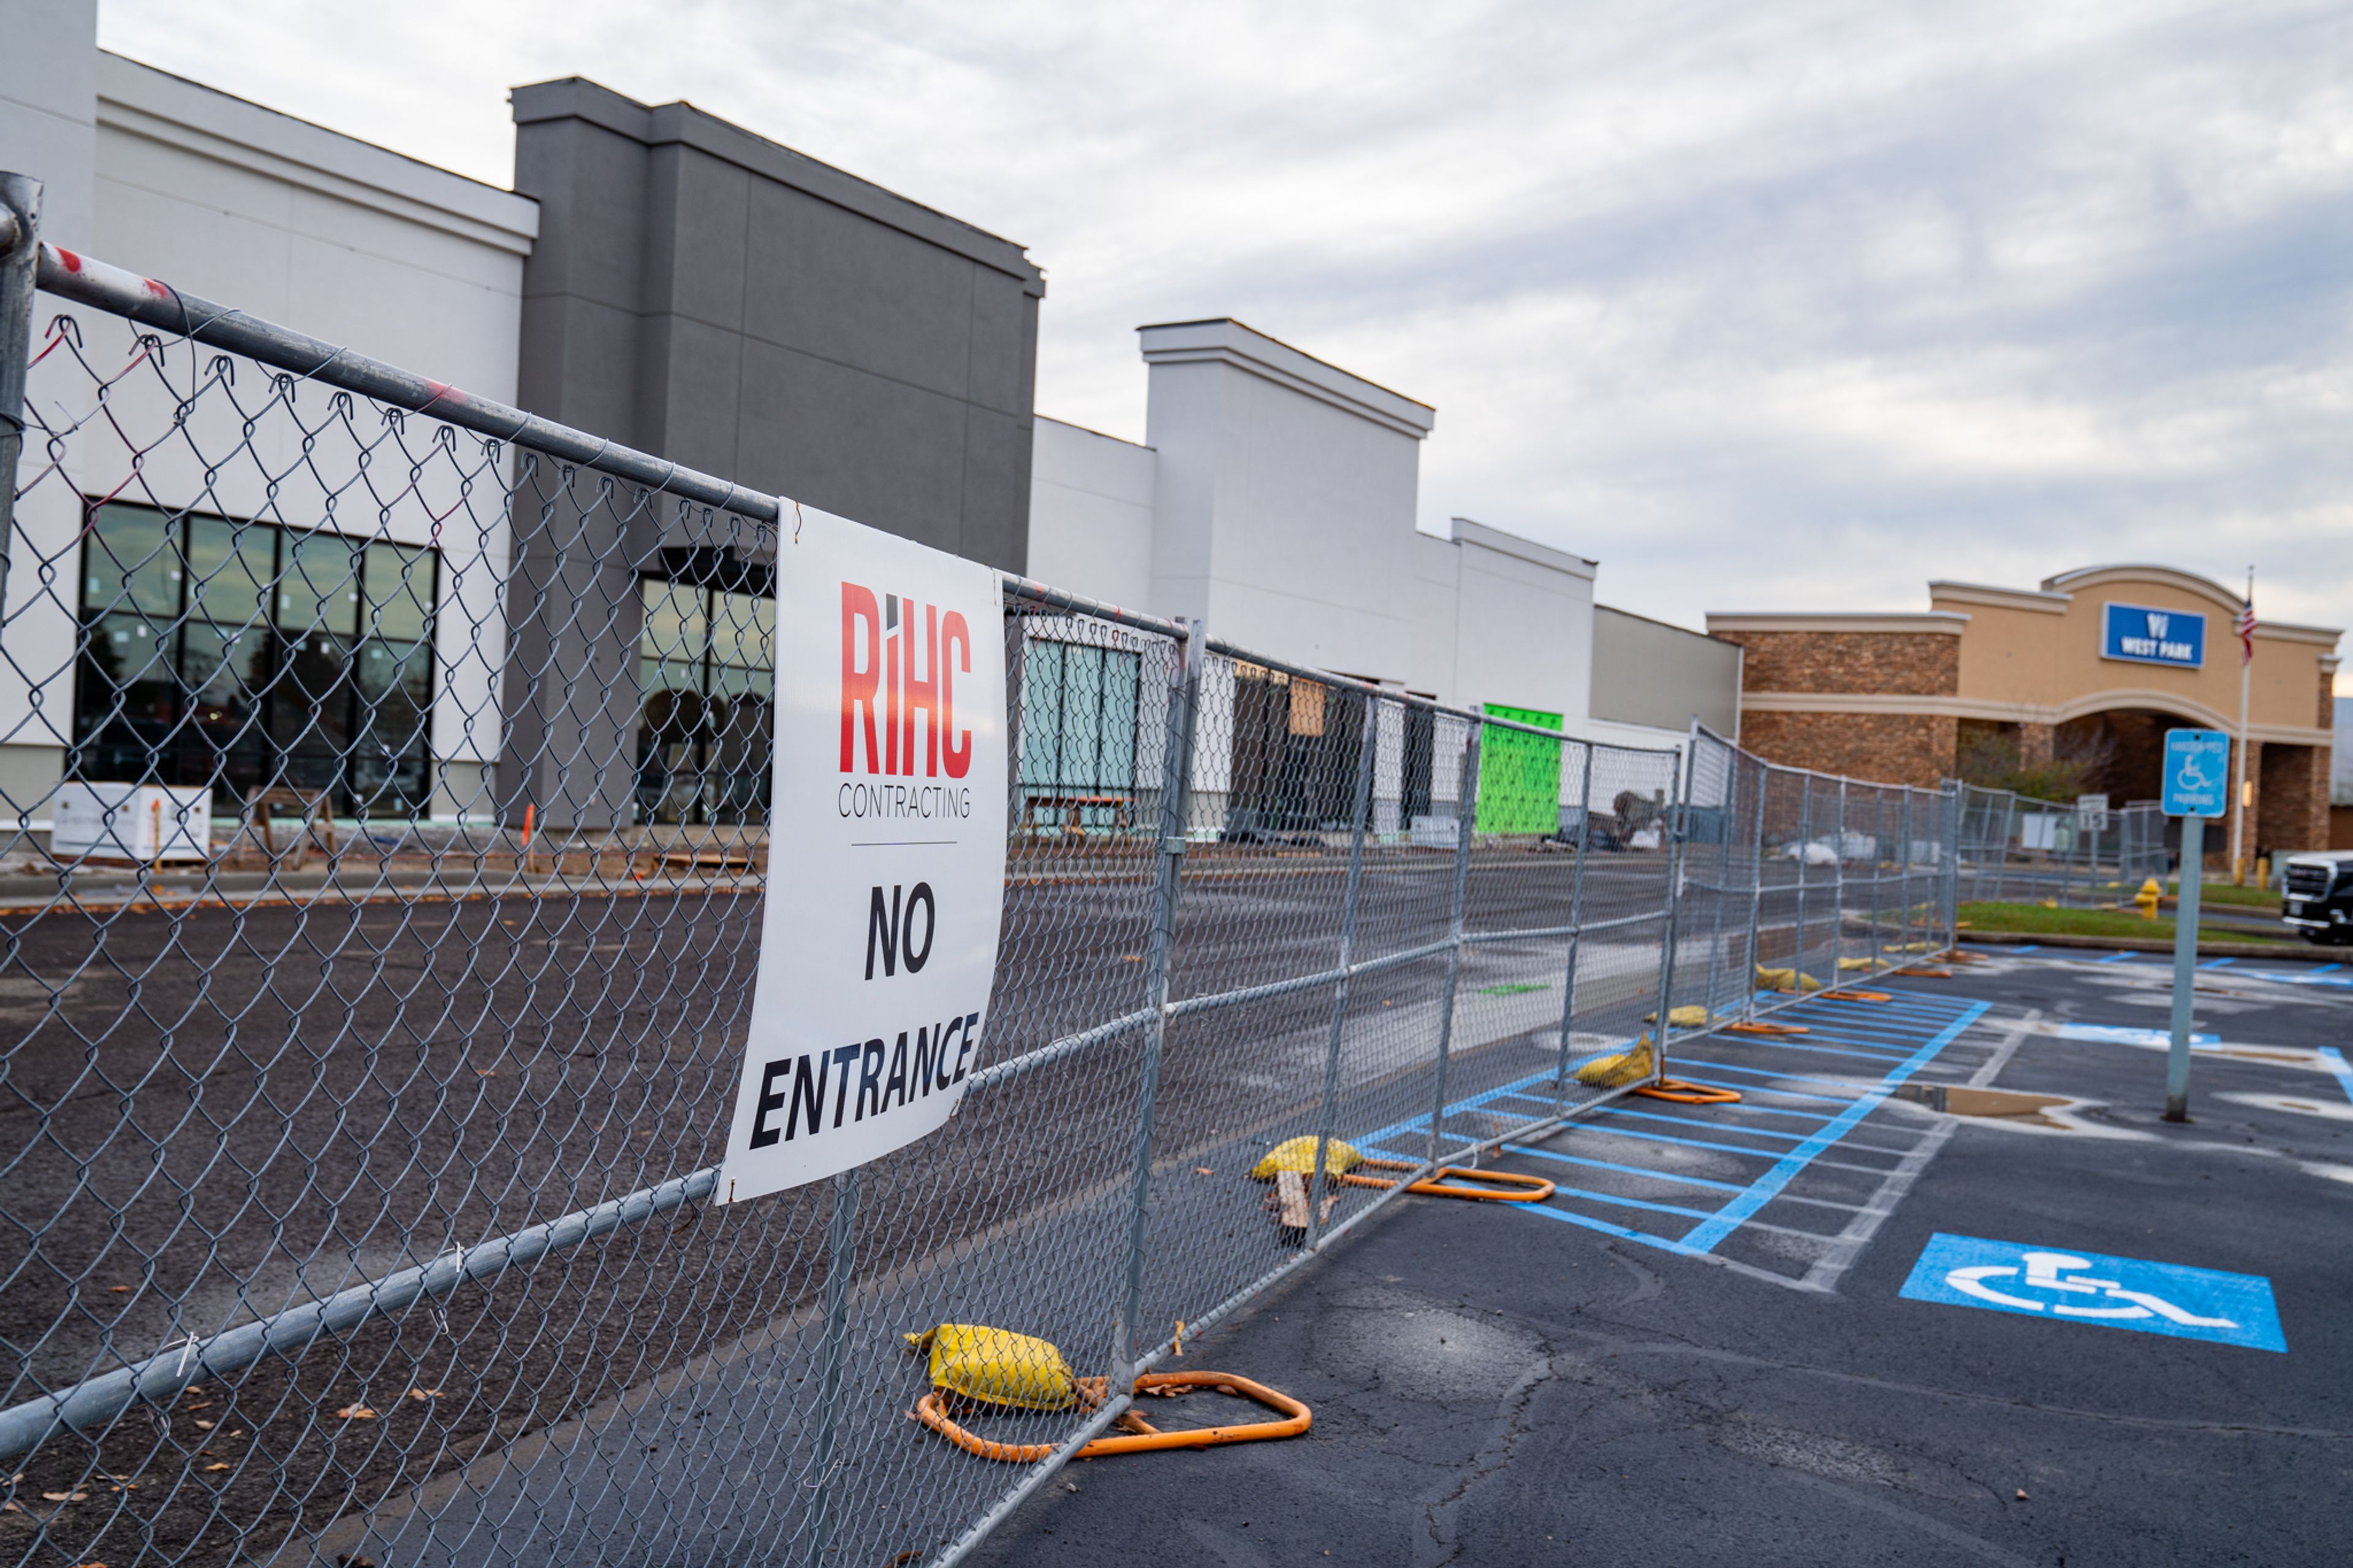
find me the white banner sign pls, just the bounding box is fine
[716,512,1007,1203]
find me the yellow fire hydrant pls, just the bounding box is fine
[2133,877,2163,920]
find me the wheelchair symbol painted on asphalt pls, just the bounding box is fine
[1899,1234,2286,1351]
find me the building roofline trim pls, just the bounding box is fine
[1137,317,1435,437]
[508,77,1044,294]
[1035,413,1153,452]
[2039,563,2245,616]
[1595,602,1741,647]
[1445,517,1596,580]
[1706,612,1969,635]
[97,52,540,252]
[2252,621,2344,648]
[1741,688,2332,746]
[1928,580,2072,614]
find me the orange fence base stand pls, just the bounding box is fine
[1724,1021,1809,1036]
[1634,1078,1741,1105]
[1817,990,1893,1003]
[912,1371,1311,1464]
[1343,1156,1555,1203]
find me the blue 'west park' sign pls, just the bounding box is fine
[2102,602,2205,668]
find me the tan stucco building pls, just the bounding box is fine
[1707,566,2342,858]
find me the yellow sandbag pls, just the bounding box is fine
[1642,1005,1713,1026]
[1880,941,1934,953]
[1251,1135,1360,1180]
[904,1324,1078,1412]
[1575,1037,1656,1088]
[1755,966,1823,993]
[1837,956,1876,971]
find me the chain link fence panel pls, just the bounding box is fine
[0,219,1967,1568]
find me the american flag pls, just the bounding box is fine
[2235,597,2258,664]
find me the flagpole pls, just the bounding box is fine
[2229,566,2253,885]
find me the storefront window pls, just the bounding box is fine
[634,580,775,826]
[1018,638,1141,830]
[74,502,439,813]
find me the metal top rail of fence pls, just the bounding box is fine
[0,181,1963,1568]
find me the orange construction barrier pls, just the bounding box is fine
[1341,1156,1555,1202]
[1634,1078,1741,1105]
[912,1371,1311,1463]
[1816,990,1893,1003]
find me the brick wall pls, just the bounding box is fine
[1737,711,1958,789]
[1715,631,1960,696]
[2257,741,2327,855]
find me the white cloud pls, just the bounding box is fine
[96,0,2353,650]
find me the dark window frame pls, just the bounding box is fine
[72,499,441,815]
[1017,635,1143,831]
[633,576,776,828]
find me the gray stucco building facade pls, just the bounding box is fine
[499,78,1045,828]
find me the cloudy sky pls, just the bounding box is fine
[99,0,2353,650]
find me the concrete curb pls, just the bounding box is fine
[1957,929,2337,961]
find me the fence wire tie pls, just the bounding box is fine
[430,1244,466,1334]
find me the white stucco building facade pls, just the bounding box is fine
[4,4,1737,850]
[1,1,538,818]
[1028,318,1723,765]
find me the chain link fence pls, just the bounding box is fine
[1953,784,2170,910]
[0,200,1962,1567]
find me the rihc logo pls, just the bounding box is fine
[840,584,974,779]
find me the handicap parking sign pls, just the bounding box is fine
[2160,729,2230,818]
[1900,1234,2284,1352]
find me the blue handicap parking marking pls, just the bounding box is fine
[2319,1047,2353,1106]
[1899,1233,2285,1352]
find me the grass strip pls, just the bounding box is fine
[1958,900,2298,946]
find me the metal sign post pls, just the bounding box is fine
[2159,729,2230,1123]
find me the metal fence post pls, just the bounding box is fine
[1942,784,1963,953]
[1648,730,1696,1075]
[1995,790,2015,903]
[1791,773,1813,991]
[1896,788,1917,963]
[1112,619,1202,1380]
[0,174,41,592]
[1307,689,1382,1251]
[1699,743,1736,1029]
[1737,760,1769,1023]
[1552,740,1597,1112]
[801,1168,860,1568]
[1425,723,1480,1166]
[1832,779,1849,983]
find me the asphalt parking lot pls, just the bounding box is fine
[966,947,2353,1567]
[0,844,1678,1567]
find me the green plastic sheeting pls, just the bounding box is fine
[1476,702,1563,836]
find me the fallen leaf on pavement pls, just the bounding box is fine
[333,1406,376,1421]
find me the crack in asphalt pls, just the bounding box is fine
[1417,1343,1562,1566]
